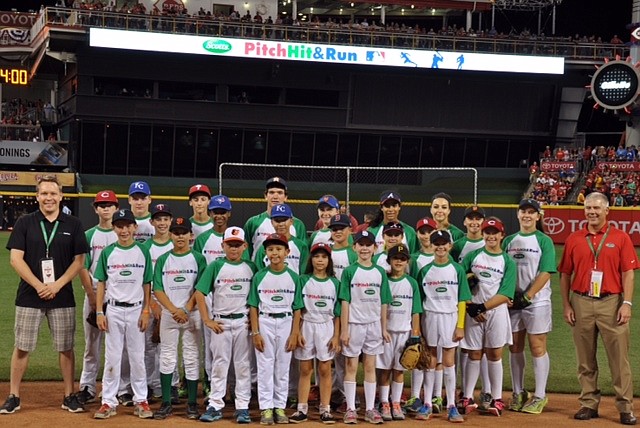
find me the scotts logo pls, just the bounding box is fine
[479,272,491,278]
[542,217,565,235]
[120,270,132,276]
[230,285,242,291]
[174,276,186,282]
[203,40,232,53]
[271,296,284,301]
[435,287,447,292]
[364,289,375,295]
[315,301,327,307]
[514,254,525,259]
[390,301,402,307]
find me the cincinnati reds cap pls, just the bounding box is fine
[464,205,486,218]
[382,222,404,235]
[151,203,172,218]
[112,209,136,225]
[310,242,332,255]
[380,191,401,204]
[329,214,351,228]
[518,198,541,213]
[270,203,293,219]
[94,190,118,205]
[482,218,505,234]
[266,176,287,190]
[353,230,375,244]
[189,184,211,198]
[387,244,410,260]
[318,195,340,210]
[430,230,452,244]
[223,226,246,243]
[170,217,192,233]
[416,217,438,231]
[209,194,232,211]
[263,233,289,249]
[128,181,151,196]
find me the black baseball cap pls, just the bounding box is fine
[518,198,541,213]
[353,230,375,244]
[387,244,410,260]
[170,217,192,233]
[380,191,402,205]
[151,203,172,218]
[382,222,404,235]
[329,214,351,228]
[430,230,452,245]
[112,209,136,225]
[464,206,486,218]
[266,177,287,190]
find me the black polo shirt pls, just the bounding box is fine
[6,209,89,309]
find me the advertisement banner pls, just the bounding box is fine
[0,140,68,166]
[540,160,577,172]
[543,206,640,245]
[0,171,75,187]
[596,161,640,172]
[89,28,565,75]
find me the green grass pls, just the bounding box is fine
[0,231,638,395]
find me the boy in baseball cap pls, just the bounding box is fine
[451,206,486,264]
[188,185,213,244]
[310,195,341,246]
[373,222,405,273]
[128,181,154,242]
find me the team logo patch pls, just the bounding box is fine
[271,296,284,302]
[120,270,132,276]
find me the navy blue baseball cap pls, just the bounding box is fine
[380,191,401,204]
[430,230,452,244]
[112,209,136,225]
[209,194,232,211]
[518,198,541,213]
[151,203,172,218]
[382,222,404,235]
[128,181,151,196]
[329,214,351,228]
[353,230,375,244]
[270,203,293,219]
[266,176,287,190]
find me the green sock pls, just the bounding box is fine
[160,373,173,404]
[187,379,198,405]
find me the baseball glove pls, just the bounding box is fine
[415,337,431,371]
[151,318,161,344]
[510,290,532,310]
[85,303,107,329]
[467,273,479,290]
[399,337,422,370]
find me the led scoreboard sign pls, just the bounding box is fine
[590,59,640,110]
[0,68,28,86]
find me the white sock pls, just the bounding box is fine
[411,370,424,399]
[423,369,435,405]
[459,352,469,390]
[319,404,330,414]
[379,384,390,403]
[444,365,456,407]
[487,359,503,400]
[464,359,480,398]
[480,354,492,394]
[344,381,356,410]
[297,403,309,414]
[433,369,443,398]
[391,382,404,404]
[364,381,376,411]
[533,353,550,398]
[510,352,525,394]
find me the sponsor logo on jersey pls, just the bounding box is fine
[435,286,448,292]
[364,289,376,295]
[174,276,186,282]
[230,285,243,291]
[314,301,327,307]
[271,295,284,301]
[479,272,491,278]
[513,253,525,259]
[390,301,402,307]
[120,270,132,276]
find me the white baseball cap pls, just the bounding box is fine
[223,227,245,243]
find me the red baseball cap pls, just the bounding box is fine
[482,218,505,234]
[189,184,211,198]
[416,217,437,231]
[94,190,118,205]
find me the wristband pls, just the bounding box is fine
[180,307,188,314]
[249,331,260,337]
[96,311,104,316]
[623,300,633,307]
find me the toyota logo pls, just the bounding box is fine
[543,217,565,235]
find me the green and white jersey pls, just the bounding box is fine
[196,258,257,315]
[153,250,207,312]
[94,241,153,303]
[254,236,309,274]
[338,263,392,324]
[451,237,485,264]
[309,229,332,246]
[461,248,516,304]
[84,226,117,289]
[417,260,472,314]
[446,225,465,242]
[368,220,418,254]
[387,274,422,333]
[141,238,174,270]
[134,214,154,242]
[299,274,341,323]
[409,251,434,279]
[193,229,225,264]
[373,251,391,274]
[243,212,307,260]
[247,267,304,314]
[331,246,358,281]
[189,217,213,247]
[502,230,556,307]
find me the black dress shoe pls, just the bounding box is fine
[574,407,599,420]
[621,412,637,425]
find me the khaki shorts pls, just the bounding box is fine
[14,306,76,352]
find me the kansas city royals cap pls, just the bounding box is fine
[416,217,438,231]
[380,190,401,204]
[128,181,151,196]
[430,230,452,244]
[151,203,172,218]
[223,226,246,243]
[208,194,232,211]
[387,244,410,260]
[482,218,505,234]
[353,230,375,244]
[329,214,351,228]
[464,205,486,218]
[317,195,340,210]
[94,190,118,205]
[263,233,289,249]
[112,209,136,224]
[188,184,211,198]
[382,222,404,235]
[170,217,192,233]
[310,242,332,255]
[270,203,293,219]
[266,176,287,190]
[518,198,541,213]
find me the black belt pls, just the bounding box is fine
[573,291,617,299]
[108,300,142,307]
[260,312,292,318]
[215,313,246,319]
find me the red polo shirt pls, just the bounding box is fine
[558,224,638,294]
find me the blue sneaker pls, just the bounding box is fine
[448,406,464,423]
[200,406,223,422]
[235,409,251,424]
[415,405,432,420]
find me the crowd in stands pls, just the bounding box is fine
[580,164,640,207]
[0,98,52,141]
[526,169,576,206]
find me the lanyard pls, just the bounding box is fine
[586,227,610,270]
[40,221,59,258]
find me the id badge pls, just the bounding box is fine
[589,270,603,298]
[40,258,56,284]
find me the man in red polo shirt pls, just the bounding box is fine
[558,192,638,426]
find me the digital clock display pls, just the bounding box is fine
[0,68,28,85]
[591,60,640,110]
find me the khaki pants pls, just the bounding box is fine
[570,293,633,413]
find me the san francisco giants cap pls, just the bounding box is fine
[94,190,118,205]
[464,205,486,218]
[387,244,410,260]
[416,217,438,231]
[270,203,293,219]
[189,184,211,198]
[223,226,246,243]
[128,181,151,196]
[310,242,332,255]
[263,233,289,249]
[170,217,192,233]
[209,195,232,211]
[266,176,287,190]
[482,218,505,234]
[112,209,136,225]
[151,203,172,218]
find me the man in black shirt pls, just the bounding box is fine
[2,175,89,414]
